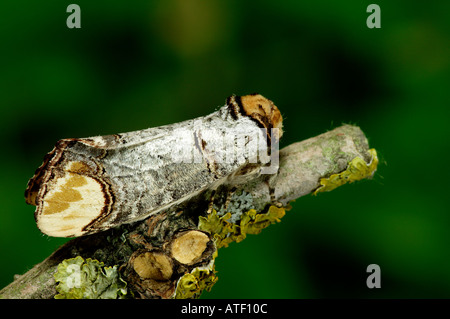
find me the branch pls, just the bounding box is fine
[0,125,377,299]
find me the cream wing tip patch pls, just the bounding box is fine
[36,161,106,237]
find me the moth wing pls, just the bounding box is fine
[33,158,111,237]
[27,124,215,237]
[27,136,124,237]
[36,186,106,237]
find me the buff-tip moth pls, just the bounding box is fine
[25,94,283,237]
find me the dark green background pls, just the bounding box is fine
[1,0,449,298]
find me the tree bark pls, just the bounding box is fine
[0,125,376,299]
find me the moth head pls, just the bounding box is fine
[227,94,283,140]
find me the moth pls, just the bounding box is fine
[25,94,283,237]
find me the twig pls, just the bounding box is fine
[0,125,377,299]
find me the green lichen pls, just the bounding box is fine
[199,205,286,249]
[313,148,378,195]
[174,263,218,299]
[54,256,127,299]
[187,193,286,298]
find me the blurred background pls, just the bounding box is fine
[1,0,449,298]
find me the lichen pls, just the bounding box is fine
[313,148,378,195]
[180,192,286,299]
[214,191,254,224]
[174,262,218,299]
[54,256,127,299]
[199,205,286,249]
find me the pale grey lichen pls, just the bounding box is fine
[214,191,254,224]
